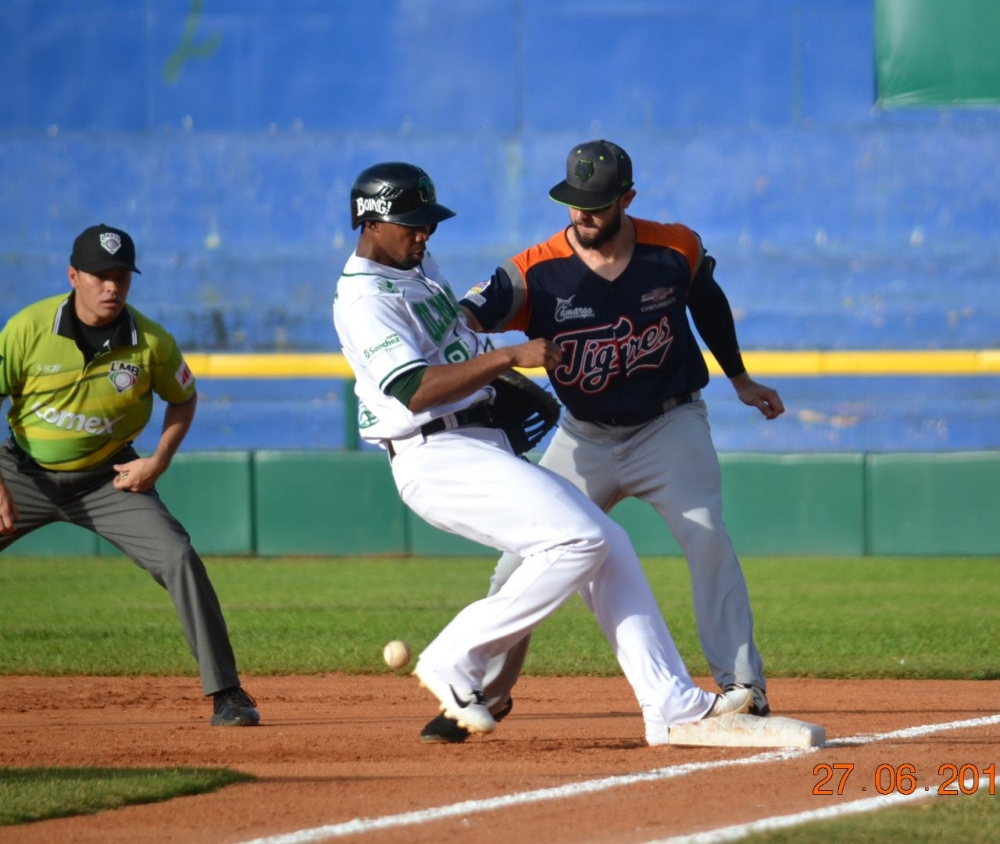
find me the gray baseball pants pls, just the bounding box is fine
[480,400,765,709]
[0,439,242,695]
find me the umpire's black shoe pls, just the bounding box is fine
[211,686,260,726]
[724,684,770,716]
[420,697,513,744]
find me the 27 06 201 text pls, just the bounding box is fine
[812,762,997,796]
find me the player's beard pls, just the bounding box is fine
[572,205,623,250]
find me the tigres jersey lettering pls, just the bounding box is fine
[461,218,711,422]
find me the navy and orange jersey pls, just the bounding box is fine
[460,218,743,423]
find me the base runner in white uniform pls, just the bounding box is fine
[332,161,752,741]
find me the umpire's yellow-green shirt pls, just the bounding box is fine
[0,293,196,471]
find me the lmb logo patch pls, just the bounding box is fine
[108,361,140,393]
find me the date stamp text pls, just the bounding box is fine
[812,762,997,796]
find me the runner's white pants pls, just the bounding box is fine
[389,425,713,733]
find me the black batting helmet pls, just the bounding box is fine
[350,162,456,230]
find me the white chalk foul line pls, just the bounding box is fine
[826,712,1000,747]
[236,749,809,844]
[650,773,998,844]
[235,712,1000,844]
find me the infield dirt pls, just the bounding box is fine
[2,676,999,843]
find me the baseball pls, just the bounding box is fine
[382,639,410,669]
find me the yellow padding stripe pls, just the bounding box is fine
[184,353,354,378]
[182,351,1000,379]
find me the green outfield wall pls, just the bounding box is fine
[6,451,998,558]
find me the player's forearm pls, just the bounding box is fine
[687,259,745,378]
[150,394,197,473]
[729,371,754,391]
[406,348,521,413]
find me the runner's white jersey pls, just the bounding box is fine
[333,251,492,443]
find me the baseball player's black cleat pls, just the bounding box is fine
[211,686,260,726]
[420,697,513,744]
[724,684,770,716]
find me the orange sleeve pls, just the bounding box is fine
[504,231,574,332]
[632,219,704,279]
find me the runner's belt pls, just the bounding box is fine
[418,406,493,437]
[386,406,493,460]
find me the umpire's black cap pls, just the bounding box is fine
[70,224,142,274]
[549,140,634,210]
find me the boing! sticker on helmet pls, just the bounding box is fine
[108,361,140,393]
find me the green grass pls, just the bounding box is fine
[1,555,998,679]
[1,554,997,835]
[747,788,1000,842]
[0,766,253,825]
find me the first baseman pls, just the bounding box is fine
[333,162,752,739]
[422,139,783,743]
[0,223,259,727]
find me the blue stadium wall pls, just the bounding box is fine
[1,0,999,455]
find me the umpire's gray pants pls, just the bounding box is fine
[0,439,241,695]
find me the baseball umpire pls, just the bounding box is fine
[0,223,259,727]
[334,162,751,741]
[421,139,783,742]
